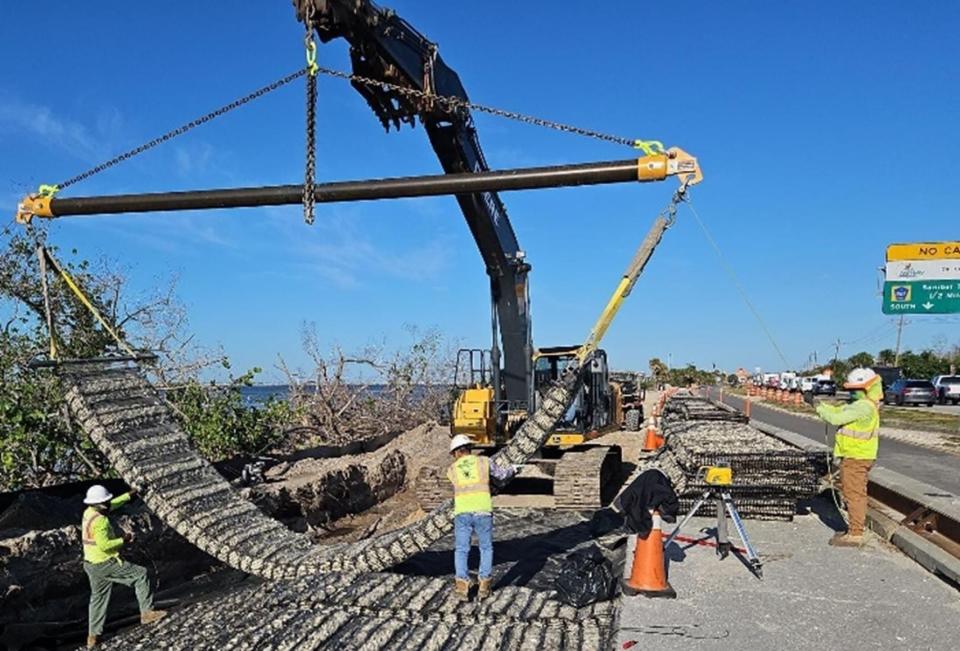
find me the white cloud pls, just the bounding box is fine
[174,142,215,177]
[297,212,450,287]
[254,207,451,289]
[0,96,106,161]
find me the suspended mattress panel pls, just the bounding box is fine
[59,358,578,578]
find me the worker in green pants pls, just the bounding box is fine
[81,485,166,648]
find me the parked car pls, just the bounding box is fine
[799,377,816,392]
[812,379,837,396]
[883,379,937,406]
[932,375,960,405]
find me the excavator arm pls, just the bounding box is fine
[295,0,532,408]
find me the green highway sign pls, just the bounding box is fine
[883,280,960,314]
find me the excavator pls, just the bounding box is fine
[297,0,700,509]
[15,1,700,512]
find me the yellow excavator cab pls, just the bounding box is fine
[450,385,497,444]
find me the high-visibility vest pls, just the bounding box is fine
[447,455,493,514]
[834,399,879,460]
[81,507,120,564]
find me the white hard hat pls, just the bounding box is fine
[844,367,879,390]
[83,484,113,505]
[449,434,473,453]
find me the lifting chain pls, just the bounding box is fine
[303,5,319,225]
[40,54,657,199]
[662,178,691,228]
[54,70,308,193]
[309,64,651,150]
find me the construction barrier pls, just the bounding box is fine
[622,511,676,598]
[642,418,663,452]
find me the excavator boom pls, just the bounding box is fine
[298,0,532,408]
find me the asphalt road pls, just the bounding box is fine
[833,389,960,414]
[709,389,960,495]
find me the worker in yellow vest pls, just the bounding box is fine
[446,434,515,601]
[815,368,882,548]
[81,485,166,648]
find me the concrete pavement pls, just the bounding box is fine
[618,510,959,650]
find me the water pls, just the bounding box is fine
[240,385,293,406]
[240,384,392,407]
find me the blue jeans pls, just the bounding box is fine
[454,512,493,580]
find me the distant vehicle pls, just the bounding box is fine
[883,379,936,407]
[800,377,816,392]
[932,375,960,405]
[762,373,780,388]
[812,379,837,396]
[872,366,903,390]
[780,372,799,392]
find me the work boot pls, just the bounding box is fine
[478,577,493,600]
[453,578,470,602]
[86,635,97,648]
[828,533,864,548]
[140,609,168,625]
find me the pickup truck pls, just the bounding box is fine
[932,375,960,405]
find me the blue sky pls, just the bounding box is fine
[2,2,958,380]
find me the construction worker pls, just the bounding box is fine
[81,485,166,647]
[815,368,882,548]
[446,434,515,601]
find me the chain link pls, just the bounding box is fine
[303,7,319,225]
[56,69,308,191]
[304,72,318,225]
[662,182,690,228]
[311,65,639,147]
[52,62,642,194]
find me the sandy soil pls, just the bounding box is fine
[316,391,664,539]
[298,423,452,544]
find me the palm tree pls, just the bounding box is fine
[649,357,668,386]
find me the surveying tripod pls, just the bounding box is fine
[662,465,764,578]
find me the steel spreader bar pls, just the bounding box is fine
[17,153,699,222]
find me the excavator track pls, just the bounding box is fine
[416,445,624,511]
[56,357,581,579]
[554,445,622,511]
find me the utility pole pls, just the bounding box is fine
[833,339,841,365]
[894,315,905,367]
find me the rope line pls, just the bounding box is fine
[37,245,138,358]
[684,199,792,369]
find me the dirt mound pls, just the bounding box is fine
[252,423,451,535]
[0,493,78,537]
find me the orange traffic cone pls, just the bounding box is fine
[642,420,661,452]
[622,511,676,598]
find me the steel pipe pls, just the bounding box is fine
[39,158,648,218]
